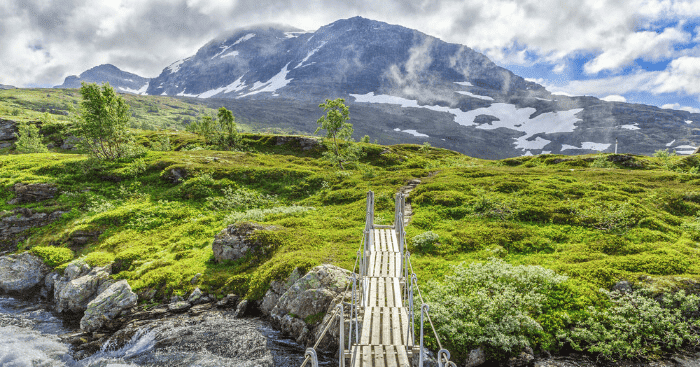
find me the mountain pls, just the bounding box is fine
[55,64,149,95]
[59,17,700,159]
[0,84,15,90]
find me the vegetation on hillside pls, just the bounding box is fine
[3,89,700,363]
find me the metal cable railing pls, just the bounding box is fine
[301,190,456,367]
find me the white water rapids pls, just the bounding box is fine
[0,295,333,367]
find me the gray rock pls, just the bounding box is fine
[260,267,301,315]
[269,264,351,348]
[0,252,50,292]
[0,119,17,142]
[465,347,486,367]
[168,300,191,313]
[216,293,240,308]
[170,295,183,303]
[274,135,321,151]
[40,271,60,299]
[0,209,65,253]
[235,299,250,317]
[508,346,534,367]
[8,183,58,205]
[80,280,138,332]
[190,273,202,285]
[612,280,633,294]
[212,222,284,263]
[187,287,205,305]
[54,265,111,313]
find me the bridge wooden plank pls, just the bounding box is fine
[363,345,372,367]
[390,230,398,252]
[374,345,386,367]
[393,278,402,307]
[386,345,398,367]
[397,345,410,367]
[382,308,391,345]
[372,305,381,345]
[370,278,378,308]
[391,307,402,346]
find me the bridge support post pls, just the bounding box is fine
[420,303,429,367]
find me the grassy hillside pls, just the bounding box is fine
[3,89,700,362]
[0,88,263,132]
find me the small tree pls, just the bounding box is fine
[75,82,131,160]
[216,107,239,149]
[15,121,47,153]
[316,98,353,169]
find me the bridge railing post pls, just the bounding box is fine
[419,303,429,367]
[337,303,345,367]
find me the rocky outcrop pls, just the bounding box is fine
[0,208,66,253]
[274,135,321,151]
[0,251,50,292]
[0,118,17,148]
[8,183,58,204]
[260,268,301,315]
[212,222,284,263]
[266,264,351,347]
[80,280,138,332]
[53,261,113,313]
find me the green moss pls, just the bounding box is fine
[30,246,74,267]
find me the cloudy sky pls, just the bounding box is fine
[2,0,700,112]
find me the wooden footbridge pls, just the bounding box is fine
[301,191,456,367]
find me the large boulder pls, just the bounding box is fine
[212,222,284,263]
[80,280,138,332]
[8,183,58,204]
[0,118,17,144]
[260,268,301,315]
[269,265,351,346]
[54,261,113,313]
[0,252,50,292]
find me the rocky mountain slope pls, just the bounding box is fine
[55,17,700,159]
[55,64,149,95]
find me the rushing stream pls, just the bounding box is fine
[0,295,334,367]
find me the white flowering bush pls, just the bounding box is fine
[564,289,700,359]
[426,258,567,360]
[412,231,439,249]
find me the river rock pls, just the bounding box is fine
[260,267,301,315]
[80,280,138,332]
[8,183,58,204]
[0,251,50,292]
[187,287,205,305]
[269,264,351,346]
[508,346,535,367]
[168,300,192,313]
[212,222,284,263]
[463,347,486,366]
[54,263,112,313]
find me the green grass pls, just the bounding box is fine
[4,90,700,361]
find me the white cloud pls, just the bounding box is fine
[662,103,700,114]
[583,27,690,74]
[601,95,627,102]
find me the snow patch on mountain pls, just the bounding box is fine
[455,90,494,101]
[393,128,429,137]
[686,120,693,124]
[620,123,640,130]
[239,63,293,97]
[167,59,185,74]
[561,142,611,151]
[454,81,473,87]
[675,145,697,155]
[296,42,327,68]
[198,76,247,98]
[118,82,150,95]
[220,50,239,59]
[233,33,256,46]
[351,93,583,152]
[667,139,676,147]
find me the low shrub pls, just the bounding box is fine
[427,259,568,361]
[30,246,74,267]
